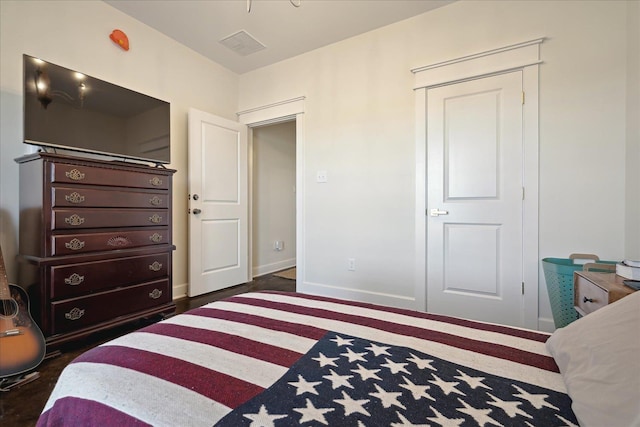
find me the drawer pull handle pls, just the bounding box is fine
[149,214,162,224]
[149,289,163,299]
[65,238,85,251]
[65,192,85,204]
[64,273,85,286]
[65,214,85,226]
[149,196,162,206]
[108,236,131,247]
[583,296,595,303]
[150,177,163,187]
[149,233,163,243]
[65,307,85,321]
[149,261,163,271]
[65,169,85,181]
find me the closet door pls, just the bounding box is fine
[426,71,524,326]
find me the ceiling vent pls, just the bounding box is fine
[219,30,266,56]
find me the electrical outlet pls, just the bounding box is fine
[316,170,328,183]
[348,258,356,271]
[273,240,284,251]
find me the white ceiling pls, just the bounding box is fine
[104,0,455,74]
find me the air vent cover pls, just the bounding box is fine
[219,30,266,56]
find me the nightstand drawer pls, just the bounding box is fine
[574,274,608,315]
[573,271,636,317]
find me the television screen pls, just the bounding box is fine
[23,54,170,164]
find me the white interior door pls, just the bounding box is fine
[426,71,524,326]
[188,108,248,297]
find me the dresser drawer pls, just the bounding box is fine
[53,187,168,209]
[50,253,170,299]
[52,209,168,229]
[51,228,169,255]
[52,163,169,190]
[50,279,171,335]
[574,274,608,315]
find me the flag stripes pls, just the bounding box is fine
[222,294,558,371]
[74,345,265,408]
[38,291,568,427]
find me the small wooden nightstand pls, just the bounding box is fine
[573,271,636,317]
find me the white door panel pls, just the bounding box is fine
[188,108,248,297]
[427,71,523,326]
[202,220,239,270]
[446,91,500,199]
[202,128,240,202]
[444,224,499,296]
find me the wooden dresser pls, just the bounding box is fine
[16,153,176,351]
[573,271,635,317]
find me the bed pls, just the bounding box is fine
[37,290,640,426]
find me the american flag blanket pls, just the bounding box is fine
[37,292,577,426]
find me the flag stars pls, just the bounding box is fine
[370,383,406,410]
[426,407,465,427]
[243,404,288,427]
[398,376,436,402]
[331,335,354,347]
[293,398,335,425]
[454,369,490,390]
[487,393,532,419]
[391,411,430,427]
[313,352,339,368]
[407,353,437,371]
[513,385,560,411]
[555,414,579,427]
[366,342,391,357]
[288,374,322,396]
[456,398,502,427]
[351,364,382,382]
[233,333,576,427]
[334,390,371,417]
[381,358,411,375]
[341,347,368,363]
[429,374,466,397]
[323,369,354,390]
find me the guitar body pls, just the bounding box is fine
[0,283,46,378]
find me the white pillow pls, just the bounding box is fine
[546,291,640,427]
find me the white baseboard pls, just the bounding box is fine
[253,258,296,278]
[298,280,418,311]
[173,282,188,300]
[537,317,556,333]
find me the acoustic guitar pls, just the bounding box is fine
[0,246,45,378]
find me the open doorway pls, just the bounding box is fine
[251,121,296,277]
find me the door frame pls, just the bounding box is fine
[237,97,305,284]
[412,39,543,330]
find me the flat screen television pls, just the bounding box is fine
[23,54,170,164]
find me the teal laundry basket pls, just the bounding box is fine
[542,254,617,328]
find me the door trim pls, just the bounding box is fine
[413,39,543,330]
[238,97,305,284]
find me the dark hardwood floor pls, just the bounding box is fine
[0,273,295,427]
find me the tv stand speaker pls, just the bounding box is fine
[15,153,176,352]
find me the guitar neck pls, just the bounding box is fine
[0,246,12,300]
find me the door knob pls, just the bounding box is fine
[193,194,199,201]
[429,208,449,217]
[192,208,202,214]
